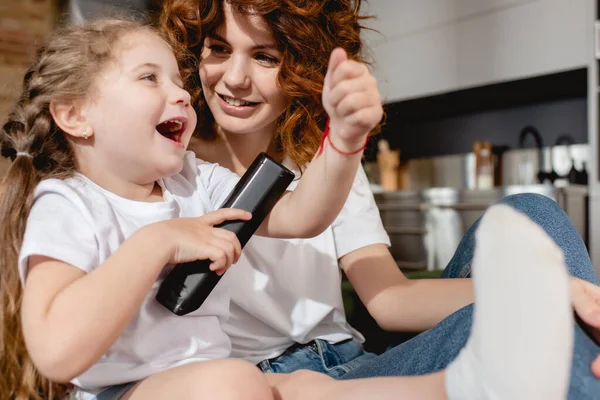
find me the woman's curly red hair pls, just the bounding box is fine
[160,0,381,167]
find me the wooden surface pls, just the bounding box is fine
[0,0,54,178]
[0,0,54,118]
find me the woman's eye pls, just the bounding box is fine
[209,44,229,55]
[255,53,279,66]
[141,73,158,82]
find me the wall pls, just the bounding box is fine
[381,96,588,160]
[363,0,590,102]
[0,0,55,176]
[364,67,588,165]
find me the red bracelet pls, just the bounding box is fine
[317,119,368,157]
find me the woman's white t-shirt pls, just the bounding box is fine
[18,152,239,393]
[223,163,391,364]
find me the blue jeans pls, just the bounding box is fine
[342,194,600,400]
[93,339,374,399]
[257,338,378,378]
[94,382,137,400]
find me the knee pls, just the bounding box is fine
[499,193,563,220]
[196,359,273,400]
[288,369,333,384]
[222,359,273,399]
[278,370,336,400]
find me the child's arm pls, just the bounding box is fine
[260,48,383,238]
[21,208,250,383]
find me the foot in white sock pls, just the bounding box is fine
[445,204,573,400]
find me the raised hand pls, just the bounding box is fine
[322,47,383,151]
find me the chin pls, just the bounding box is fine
[216,119,258,136]
[158,156,186,178]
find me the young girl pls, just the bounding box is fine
[160,0,600,395]
[0,17,382,399]
[0,15,582,400]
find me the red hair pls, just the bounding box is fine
[160,0,382,167]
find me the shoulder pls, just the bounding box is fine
[26,176,106,236]
[21,177,102,280]
[32,176,96,212]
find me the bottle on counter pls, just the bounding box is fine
[377,139,400,191]
[474,141,495,189]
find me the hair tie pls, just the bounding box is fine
[16,152,33,159]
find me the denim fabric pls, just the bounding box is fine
[93,382,137,400]
[441,193,599,284]
[257,339,378,378]
[342,194,600,400]
[92,338,374,399]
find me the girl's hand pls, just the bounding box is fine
[159,208,252,274]
[322,47,383,151]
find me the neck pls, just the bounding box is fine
[78,157,162,202]
[199,125,280,176]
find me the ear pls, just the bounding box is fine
[49,99,93,139]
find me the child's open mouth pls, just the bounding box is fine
[156,118,187,146]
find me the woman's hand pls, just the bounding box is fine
[322,48,383,151]
[570,277,600,377]
[160,208,252,274]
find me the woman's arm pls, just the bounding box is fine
[341,244,474,332]
[260,49,383,239]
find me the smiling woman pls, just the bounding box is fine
[160,1,600,399]
[198,13,286,136]
[162,0,376,168]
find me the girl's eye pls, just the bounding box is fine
[255,53,279,66]
[141,73,158,82]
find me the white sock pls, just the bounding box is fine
[445,204,573,400]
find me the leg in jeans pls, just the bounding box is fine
[280,204,571,400]
[342,194,600,399]
[442,193,598,284]
[258,339,378,379]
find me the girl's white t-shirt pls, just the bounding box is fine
[18,152,239,394]
[223,163,391,364]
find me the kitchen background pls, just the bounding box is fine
[358,0,595,275]
[2,0,600,350]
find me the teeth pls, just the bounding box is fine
[164,120,182,132]
[169,120,182,132]
[223,95,252,107]
[157,119,183,135]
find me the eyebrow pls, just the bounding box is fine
[132,62,161,71]
[210,33,278,51]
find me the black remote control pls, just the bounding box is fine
[156,153,295,315]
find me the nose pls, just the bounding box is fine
[223,55,251,90]
[169,83,191,107]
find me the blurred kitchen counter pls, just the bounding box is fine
[374,184,588,271]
